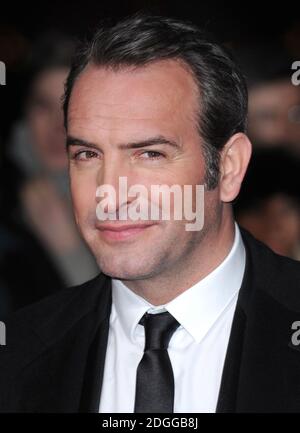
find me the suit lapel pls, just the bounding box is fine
[216,305,247,412]
[217,227,300,412]
[216,228,253,412]
[7,273,112,412]
[79,278,112,412]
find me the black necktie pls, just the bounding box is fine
[134,310,180,413]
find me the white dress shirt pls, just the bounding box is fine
[99,223,246,413]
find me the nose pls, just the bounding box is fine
[96,156,134,219]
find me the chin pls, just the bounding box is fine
[95,254,158,281]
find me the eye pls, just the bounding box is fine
[72,150,99,161]
[140,150,164,160]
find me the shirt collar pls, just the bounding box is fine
[112,222,246,344]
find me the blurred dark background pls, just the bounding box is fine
[0,0,299,318]
[2,0,300,142]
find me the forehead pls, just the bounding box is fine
[67,59,199,136]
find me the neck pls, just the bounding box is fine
[122,211,236,305]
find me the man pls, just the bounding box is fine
[1,14,300,413]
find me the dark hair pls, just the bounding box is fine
[63,13,248,189]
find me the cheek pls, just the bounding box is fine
[70,172,97,221]
[202,189,221,223]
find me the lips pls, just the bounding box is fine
[96,222,157,241]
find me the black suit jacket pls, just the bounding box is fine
[1,228,300,412]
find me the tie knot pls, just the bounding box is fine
[139,311,180,351]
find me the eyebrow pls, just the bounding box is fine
[66,135,181,151]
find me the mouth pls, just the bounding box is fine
[95,222,158,242]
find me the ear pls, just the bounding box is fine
[219,133,252,202]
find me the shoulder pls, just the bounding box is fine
[4,272,109,329]
[240,226,300,312]
[0,273,112,411]
[0,273,111,366]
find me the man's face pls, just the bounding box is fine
[67,60,220,280]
